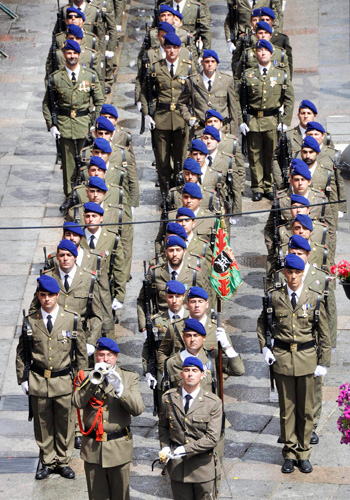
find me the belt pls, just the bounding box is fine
[87,426,130,442]
[58,108,90,118]
[274,339,315,353]
[157,102,179,111]
[248,108,279,118]
[30,364,71,379]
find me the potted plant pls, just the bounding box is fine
[330,260,350,299]
[337,383,350,444]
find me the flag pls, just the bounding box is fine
[210,217,242,300]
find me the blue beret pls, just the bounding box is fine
[84,202,104,215]
[182,356,204,371]
[95,116,115,132]
[66,6,86,21]
[157,22,175,33]
[165,235,187,249]
[306,121,325,134]
[95,337,120,353]
[159,4,175,14]
[66,24,84,38]
[164,33,181,46]
[294,214,313,231]
[63,221,84,237]
[302,136,321,153]
[89,156,107,170]
[252,8,261,17]
[183,158,201,175]
[290,159,311,180]
[87,176,108,191]
[299,100,318,115]
[57,239,78,257]
[288,234,311,252]
[187,286,208,300]
[190,139,209,155]
[284,253,305,271]
[93,138,112,153]
[183,182,202,199]
[256,39,273,53]
[166,222,187,240]
[290,194,310,206]
[202,49,219,63]
[173,9,183,20]
[256,21,273,34]
[101,103,118,118]
[177,207,195,219]
[62,39,81,53]
[165,280,186,294]
[183,318,206,336]
[260,6,275,19]
[203,125,221,142]
[205,109,223,122]
[37,275,60,293]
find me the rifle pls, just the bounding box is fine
[47,75,62,165]
[272,184,279,252]
[216,297,225,435]
[22,310,33,421]
[43,246,49,270]
[57,0,62,34]
[239,28,250,157]
[73,139,82,186]
[228,0,237,44]
[51,33,58,73]
[262,283,276,398]
[143,261,159,415]
[278,131,291,189]
[161,182,171,226]
[154,0,159,25]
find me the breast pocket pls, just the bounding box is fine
[74,291,88,313]
[192,414,210,431]
[56,332,71,352]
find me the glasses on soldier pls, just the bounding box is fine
[67,14,80,19]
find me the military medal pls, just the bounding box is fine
[270,77,277,88]
[62,331,67,343]
[78,80,90,92]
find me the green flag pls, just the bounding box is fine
[210,217,242,300]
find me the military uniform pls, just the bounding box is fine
[55,30,99,51]
[218,132,246,193]
[73,366,144,500]
[46,43,101,82]
[42,67,104,197]
[16,307,87,470]
[140,49,193,194]
[257,283,331,461]
[237,64,294,195]
[159,386,222,499]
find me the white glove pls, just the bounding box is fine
[338,211,344,218]
[189,118,198,128]
[94,361,108,372]
[50,126,60,139]
[230,217,238,225]
[136,101,142,112]
[216,327,231,350]
[173,445,186,457]
[21,381,29,395]
[86,343,95,356]
[314,365,327,377]
[262,347,276,365]
[131,207,136,217]
[105,50,114,59]
[159,446,171,462]
[112,298,123,311]
[90,125,95,133]
[227,40,236,53]
[116,25,122,32]
[106,369,124,395]
[146,372,157,389]
[277,122,286,132]
[145,115,156,130]
[196,37,203,50]
[240,123,250,136]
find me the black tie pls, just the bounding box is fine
[184,394,192,413]
[291,292,297,310]
[171,270,177,280]
[89,235,95,249]
[64,274,70,292]
[170,63,174,78]
[262,68,267,78]
[71,72,77,84]
[173,314,180,320]
[252,0,256,7]
[207,155,213,167]
[47,315,53,333]
[177,4,180,11]
[207,79,212,92]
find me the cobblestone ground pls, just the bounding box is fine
[0,0,349,499]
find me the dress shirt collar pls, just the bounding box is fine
[299,124,306,138]
[66,65,80,80]
[169,306,185,321]
[76,246,84,267]
[166,58,179,75]
[203,71,216,89]
[172,0,186,13]
[258,62,271,75]
[41,304,59,325]
[168,261,184,278]
[186,232,193,245]
[286,283,303,301]
[85,226,102,244]
[182,385,201,408]
[59,264,77,285]
[309,162,317,177]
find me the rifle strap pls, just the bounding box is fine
[90,72,96,97]
[109,233,120,276]
[208,191,215,212]
[280,70,288,106]
[90,50,96,70]
[312,294,322,359]
[173,323,185,349]
[192,268,198,286]
[74,205,80,224]
[321,247,328,271]
[325,170,332,196]
[192,81,213,108]
[121,147,128,169]
[196,4,201,33]
[232,137,237,157]
[92,36,96,51]
[266,291,274,349]
[118,187,123,236]
[85,273,96,328]
[320,198,326,219]
[206,349,217,394]
[226,156,233,194]
[70,313,78,362]
[126,132,131,147]
[23,315,33,379]
[96,254,101,282]
[163,357,170,390]
[101,0,107,21]
[321,224,327,245]
[151,268,159,313]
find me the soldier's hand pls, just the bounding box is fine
[159,446,171,463]
[145,115,156,130]
[262,347,276,365]
[196,37,203,50]
[277,122,286,132]
[189,118,198,128]
[227,40,236,53]
[21,381,29,395]
[86,343,95,356]
[105,50,114,59]
[145,372,157,389]
[216,327,231,349]
[314,365,327,377]
[112,298,123,311]
[116,25,122,32]
[94,361,109,372]
[240,123,250,136]
[50,126,61,139]
[106,369,124,395]
[136,101,142,112]
[173,446,186,458]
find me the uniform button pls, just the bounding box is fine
[49,347,52,351]
[186,440,189,443]
[49,338,51,341]
[293,324,295,328]
[293,313,295,317]
[103,419,106,423]
[184,418,187,421]
[263,98,266,101]
[50,366,53,369]
[49,357,52,360]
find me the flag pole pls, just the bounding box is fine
[216,296,224,405]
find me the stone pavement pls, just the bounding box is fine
[0,0,349,499]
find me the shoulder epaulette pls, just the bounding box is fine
[203,391,220,401]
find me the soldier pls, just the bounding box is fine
[16,275,87,479]
[73,337,144,499]
[140,33,192,194]
[178,49,239,137]
[154,221,188,259]
[55,7,99,51]
[238,39,294,201]
[230,8,261,73]
[259,6,292,69]
[257,254,331,474]
[159,356,222,499]
[42,39,104,212]
[99,104,136,163]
